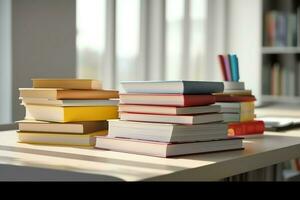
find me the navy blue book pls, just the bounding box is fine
[121,80,224,94]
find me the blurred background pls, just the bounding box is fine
[0,0,300,125]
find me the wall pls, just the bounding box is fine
[11,0,77,120]
[0,0,12,124]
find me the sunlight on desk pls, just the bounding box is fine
[1,124,300,181]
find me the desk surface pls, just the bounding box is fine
[1,105,300,181]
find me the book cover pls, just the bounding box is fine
[120,80,224,94]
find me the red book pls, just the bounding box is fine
[218,55,228,81]
[228,120,265,136]
[120,94,216,107]
[215,95,256,102]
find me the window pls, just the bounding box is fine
[76,0,208,87]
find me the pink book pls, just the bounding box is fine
[224,56,232,81]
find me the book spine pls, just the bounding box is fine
[228,121,265,136]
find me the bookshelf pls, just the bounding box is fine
[261,0,300,104]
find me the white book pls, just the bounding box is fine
[95,137,244,158]
[119,112,223,125]
[108,120,228,142]
[223,81,245,90]
[118,104,220,115]
[21,98,119,107]
[18,130,107,146]
[216,102,255,113]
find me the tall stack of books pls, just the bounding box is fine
[95,81,244,158]
[213,81,265,137]
[17,79,119,146]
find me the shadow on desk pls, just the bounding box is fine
[0,163,123,181]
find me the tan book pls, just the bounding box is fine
[32,79,102,90]
[17,120,108,134]
[19,88,119,100]
[18,130,108,146]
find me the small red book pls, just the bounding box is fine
[228,120,265,136]
[120,94,216,107]
[215,95,256,102]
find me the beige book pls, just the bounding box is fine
[19,88,119,100]
[32,79,102,90]
[17,120,108,134]
[18,130,108,146]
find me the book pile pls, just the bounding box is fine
[265,9,300,47]
[213,81,265,137]
[95,81,244,158]
[17,79,119,146]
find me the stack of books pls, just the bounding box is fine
[17,79,119,146]
[95,81,244,158]
[213,81,265,137]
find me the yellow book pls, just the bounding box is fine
[240,113,256,122]
[18,130,107,147]
[25,105,118,122]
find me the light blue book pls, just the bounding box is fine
[229,54,239,82]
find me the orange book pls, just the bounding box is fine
[32,79,102,90]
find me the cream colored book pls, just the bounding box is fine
[17,120,108,134]
[32,79,102,90]
[21,98,119,107]
[19,88,119,100]
[18,130,108,146]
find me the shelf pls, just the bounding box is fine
[262,47,300,54]
[262,95,300,104]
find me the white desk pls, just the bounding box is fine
[0,105,300,181]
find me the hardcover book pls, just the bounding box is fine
[121,80,224,94]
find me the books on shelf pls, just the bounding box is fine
[265,10,298,47]
[17,120,108,134]
[25,105,118,123]
[121,80,224,94]
[108,120,228,143]
[18,130,107,146]
[119,94,216,107]
[118,104,221,115]
[19,88,119,100]
[95,137,243,158]
[32,79,102,90]
[264,61,296,97]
